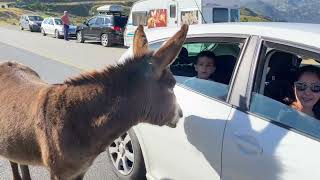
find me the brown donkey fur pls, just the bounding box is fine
[0,24,188,180]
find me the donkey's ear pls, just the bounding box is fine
[152,24,188,78]
[133,25,149,59]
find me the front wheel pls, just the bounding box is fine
[29,25,34,32]
[101,33,112,47]
[106,129,146,180]
[41,28,46,36]
[55,30,61,39]
[77,31,84,43]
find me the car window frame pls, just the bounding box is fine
[104,17,112,25]
[87,17,97,26]
[149,34,249,105]
[95,17,105,26]
[48,19,54,25]
[245,36,320,140]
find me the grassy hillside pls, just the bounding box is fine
[240,7,271,22]
[0,1,271,26]
[0,7,29,25]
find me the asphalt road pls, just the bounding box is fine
[0,25,128,180]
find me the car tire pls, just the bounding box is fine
[106,129,146,180]
[77,31,85,43]
[101,33,112,47]
[55,30,62,39]
[29,25,34,32]
[20,25,24,30]
[41,28,46,36]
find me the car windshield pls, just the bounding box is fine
[28,16,43,21]
[54,19,63,25]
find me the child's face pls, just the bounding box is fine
[195,56,216,80]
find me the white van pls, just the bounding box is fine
[124,0,240,47]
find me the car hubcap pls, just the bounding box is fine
[108,132,134,175]
[55,31,58,38]
[77,32,82,41]
[102,35,108,46]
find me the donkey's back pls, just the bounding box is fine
[0,62,47,165]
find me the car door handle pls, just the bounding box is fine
[233,132,263,155]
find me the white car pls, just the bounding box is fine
[41,17,77,39]
[106,23,320,180]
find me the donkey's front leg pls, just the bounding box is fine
[20,164,31,180]
[10,161,22,180]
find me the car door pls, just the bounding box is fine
[168,1,178,27]
[83,17,97,39]
[47,19,55,35]
[222,38,320,180]
[134,36,248,180]
[91,17,104,39]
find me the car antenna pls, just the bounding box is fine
[193,0,207,24]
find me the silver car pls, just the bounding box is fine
[19,14,43,32]
[106,22,320,180]
[41,17,77,39]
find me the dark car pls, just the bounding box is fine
[76,15,127,47]
[19,14,43,32]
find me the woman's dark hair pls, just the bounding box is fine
[293,65,320,119]
[194,51,216,65]
[295,65,320,81]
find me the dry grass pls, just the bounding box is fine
[0,7,31,25]
[0,7,88,26]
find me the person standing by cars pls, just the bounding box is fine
[61,11,70,41]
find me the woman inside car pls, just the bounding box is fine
[291,65,320,119]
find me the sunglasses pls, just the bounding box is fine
[294,81,320,93]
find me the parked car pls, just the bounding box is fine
[76,14,127,47]
[106,23,320,180]
[41,17,77,39]
[19,14,43,32]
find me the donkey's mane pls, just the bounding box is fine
[64,53,153,86]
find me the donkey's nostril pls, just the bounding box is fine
[178,108,183,118]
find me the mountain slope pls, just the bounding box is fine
[241,0,320,23]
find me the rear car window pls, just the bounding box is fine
[114,16,128,27]
[28,16,43,21]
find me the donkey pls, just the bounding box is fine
[0,24,188,180]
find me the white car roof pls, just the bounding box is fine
[144,22,320,48]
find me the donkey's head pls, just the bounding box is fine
[125,24,188,128]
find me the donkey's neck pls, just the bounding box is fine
[60,64,145,153]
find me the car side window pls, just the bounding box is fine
[48,19,54,25]
[150,38,245,101]
[95,17,104,26]
[249,41,320,139]
[104,17,111,24]
[88,17,97,26]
